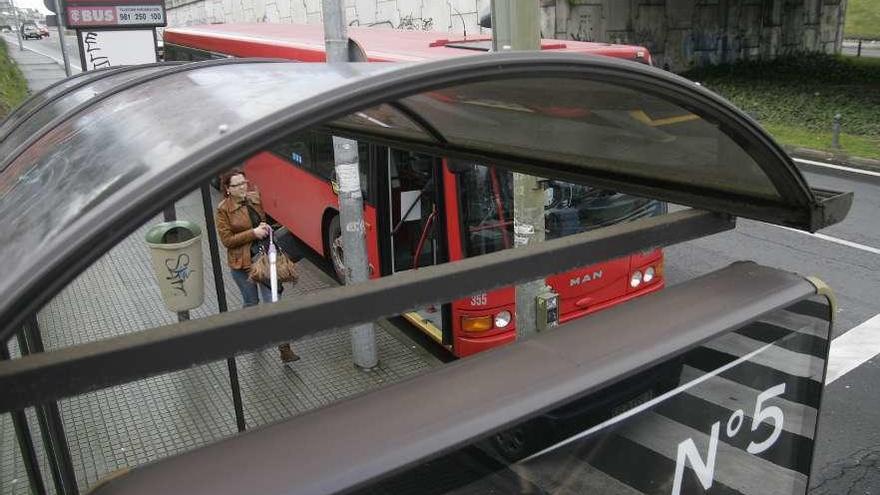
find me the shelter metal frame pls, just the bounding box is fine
[0,55,852,344]
[0,208,733,412]
[0,53,852,494]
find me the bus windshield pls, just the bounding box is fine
[455,162,665,258]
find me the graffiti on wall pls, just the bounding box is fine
[165,0,489,38]
[398,14,434,31]
[350,14,435,31]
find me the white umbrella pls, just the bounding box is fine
[268,227,278,302]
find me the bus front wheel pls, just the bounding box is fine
[325,215,346,283]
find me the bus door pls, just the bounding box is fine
[378,148,450,347]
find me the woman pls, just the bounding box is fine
[216,168,299,363]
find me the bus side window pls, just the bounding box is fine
[314,133,371,202]
[164,45,189,61]
[163,44,224,61]
[271,133,312,170]
[313,133,335,181]
[357,141,370,203]
[189,50,213,61]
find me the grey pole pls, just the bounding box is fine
[491,0,546,340]
[831,113,842,149]
[10,0,23,51]
[322,0,377,369]
[51,0,72,76]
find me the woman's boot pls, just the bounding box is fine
[279,343,300,363]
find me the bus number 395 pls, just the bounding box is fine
[672,383,786,494]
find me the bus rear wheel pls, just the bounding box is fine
[326,215,346,283]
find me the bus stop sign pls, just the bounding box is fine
[63,0,166,28]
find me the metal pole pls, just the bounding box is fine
[832,113,842,149]
[491,0,546,340]
[17,331,64,494]
[20,321,79,495]
[1,338,47,495]
[857,39,862,57]
[322,0,377,369]
[201,184,247,432]
[321,0,347,62]
[10,0,23,50]
[51,0,72,76]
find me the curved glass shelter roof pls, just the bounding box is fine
[0,66,112,140]
[0,64,176,169]
[0,53,851,340]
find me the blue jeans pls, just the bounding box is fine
[231,267,273,308]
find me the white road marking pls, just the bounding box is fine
[793,157,880,178]
[826,313,880,384]
[771,158,880,254]
[785,159,880,384]
[775,226,880,255]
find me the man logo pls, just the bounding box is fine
[570,271,603,286]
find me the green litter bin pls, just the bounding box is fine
[145,221,204,312]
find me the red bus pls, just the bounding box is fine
[164,23,665,357]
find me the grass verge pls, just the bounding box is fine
[0,38,28,119]
[845,0,880,40]
[683,54,880,160]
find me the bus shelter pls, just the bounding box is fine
[0,53,852,494]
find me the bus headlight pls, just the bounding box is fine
[643,266,655,283]
[494,310,512,328]
[630,270,643,288]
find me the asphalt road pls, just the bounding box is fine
[842,40,880,58]
[5,32,880,492]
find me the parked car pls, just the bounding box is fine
[21,25,41,40]
[36,23,49,37]
[0,25,13,33]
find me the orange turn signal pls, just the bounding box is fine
[461,315,493,333]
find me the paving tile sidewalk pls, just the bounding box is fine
[2,39,69,92]
[0,53,443,494]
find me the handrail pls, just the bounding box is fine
[89,261,819,495]
[0,209,733,412]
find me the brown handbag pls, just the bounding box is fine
[248,229,298,284]
[248,251,298,284]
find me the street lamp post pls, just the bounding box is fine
[51,0,71,76]
[9,0,23,50]
[322,0,378,370]
[491,0,547,340]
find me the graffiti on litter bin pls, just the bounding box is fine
[165,254,193,296]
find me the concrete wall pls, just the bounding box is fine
[165,0,847,72]
[165,0,491,37]
[545,0,847,71]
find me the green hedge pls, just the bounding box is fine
[683,54,880,138]
[0,38,28,119]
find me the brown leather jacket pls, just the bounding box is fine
[215,192,265,270]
